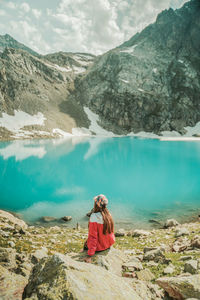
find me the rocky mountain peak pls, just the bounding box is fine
[0,33,39,57]
[69,0,200,135]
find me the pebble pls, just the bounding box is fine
[163,264,175,274]
[8,241,15,247]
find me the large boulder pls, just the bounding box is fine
[0,209,27,229]
[70,247,127,277]
[23,253,142,300]
[156,274,200,300]
[95,247,127,276]
[0,265,28,300]
[130,279,164,300]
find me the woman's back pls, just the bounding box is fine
[87,211,115,256]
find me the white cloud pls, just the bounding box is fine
[20,2,30,13]
[0,9,6,16]
[49,0,124,54]
[32,8,41,19]
[6,1,16,9]
[1,0,188,55]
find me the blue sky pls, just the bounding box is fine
[0,0,187,55]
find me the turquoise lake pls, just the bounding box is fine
[0,137,200,229]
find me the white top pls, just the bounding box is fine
[89,212,103,224]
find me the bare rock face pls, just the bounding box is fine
[0,265,28,300]
[70,0,200,135]
[0,47,94,140]
[156,274,200,300]
[0,33,39,56]
[22,253,142,300]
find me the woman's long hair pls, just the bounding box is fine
[93,202,114,234]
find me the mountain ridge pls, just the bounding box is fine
[0,0,200,140]
[0,34,39,57]
[69,0,200,135]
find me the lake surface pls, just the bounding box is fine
[0,136,200,229]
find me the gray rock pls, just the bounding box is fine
[143,248,165,263]
[0,229,9,237]
[172,237,190,252]
[156,274,200,300]
[175,227,189,237]
[0,247,16,270]
[31,247,48,264]
[164,219,179,228]
[61,216,72,222]
[95,247,127,276]
[163,264,175,275]
[130,280,164,300]
[144,246,158,253]
[191,236,200,249]
[40,216,57,222]
[15,262,34,278]
[184,260,198,274]
[115,228,126,237]
[0,265,28,300]
[8,241,15,247]
[132,229,151,237]
[23,253,142,300]
[179,255,193,261]
[136,269,155,281]
[0,209,27,229]
[122,257,143,272]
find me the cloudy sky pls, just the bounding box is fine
[0,0,187,55]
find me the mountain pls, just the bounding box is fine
[0,47,95,140]
[0,0,200,140]
[0,34,39,57]
[70,0,200,135]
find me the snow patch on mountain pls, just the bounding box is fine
[83,107,115,136]
[120,44,138,55]
[0,110,46,132]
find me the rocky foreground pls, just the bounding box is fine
[0,209,200,300]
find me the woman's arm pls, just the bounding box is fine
[87,221,98,256]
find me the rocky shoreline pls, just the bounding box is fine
[0,209,200,299]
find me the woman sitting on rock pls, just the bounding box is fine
[83,194,115,263]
